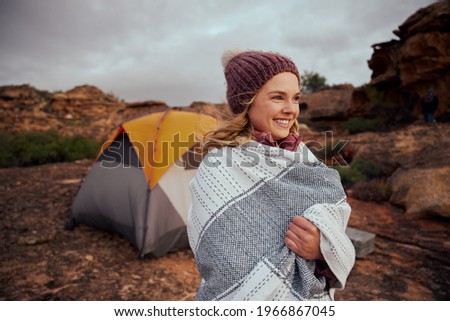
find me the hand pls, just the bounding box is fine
[285,216,324,260]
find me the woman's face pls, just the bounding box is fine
[247,72,300,140]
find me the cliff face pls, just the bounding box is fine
[366,1,450,119]
[0,84,127,139]
[0,84,224,140]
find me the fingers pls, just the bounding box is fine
[288,217,320,243]
[291,216,320,234]
[285,216,323,260]
[285,229,301,253]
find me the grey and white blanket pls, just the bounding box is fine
[187,141,355,301]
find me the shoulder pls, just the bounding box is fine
[296,142,320,163]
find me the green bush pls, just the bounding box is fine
[351,158,382,179]
[334,158,382,188]
[334,165,366,189]
[0,132,15,167]
[0,130,100,167]
[343,117,385,134]
[58,135,100,162]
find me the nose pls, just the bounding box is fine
[282,101,299,114]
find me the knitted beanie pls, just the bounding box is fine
[222,49,300,115]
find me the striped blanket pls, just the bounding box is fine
[187,141,355,301]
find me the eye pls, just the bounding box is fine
[292,95,301,103]
[271,95,283,101]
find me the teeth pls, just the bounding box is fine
[274,119,289,125]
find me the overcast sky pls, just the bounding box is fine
[0,0,435,106]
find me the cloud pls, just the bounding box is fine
[0,0,436,106]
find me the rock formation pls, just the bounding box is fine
[364,1,450,121]
[347,123,450,218]
[0,84,225,141]
[0,84,126,139]
[298,84,354,121]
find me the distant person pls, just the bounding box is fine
[187,50,355,301]
[421,88,439,124]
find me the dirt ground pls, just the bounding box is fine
[1,161,449,300]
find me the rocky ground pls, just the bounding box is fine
[0,160,449,301]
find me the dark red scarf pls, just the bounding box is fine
[253,130,302,151]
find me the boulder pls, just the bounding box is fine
[389,166,450,218]
[347,123,450,218]
[348,123,450,168]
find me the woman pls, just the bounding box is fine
[187,50,355,301]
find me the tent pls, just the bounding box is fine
[66,109,218,257]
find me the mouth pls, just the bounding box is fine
[273,119,291,128]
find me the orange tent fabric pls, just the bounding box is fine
[122,110,217,188]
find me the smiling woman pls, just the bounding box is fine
[187,50,355,301]
[247,72,301,141]
[199,50,302,154]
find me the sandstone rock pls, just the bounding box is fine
[0,84,50,107]
[0,84,230,141]
[0,85,53,132]
[50,85,126,119]
[367,2,450,120]
[185,101,229,119]
[349,123,450,168]
[0,84,128,139]
[393,2,450,39]
[399,32,450,86]
[347,123,450,218]
[298,85,353,121]
[389,166,450,218]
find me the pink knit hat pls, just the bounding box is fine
[222,50,301,115]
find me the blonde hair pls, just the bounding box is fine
[199,96,300,156]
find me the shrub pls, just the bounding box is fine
[334,158,382,188]
[0,131,15,167]
[58,135,100,162]
[0,130,100,167]
[11,129,62,166]
[334,165,366,189]
[351,158,382,179]
[343,117,385,134]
